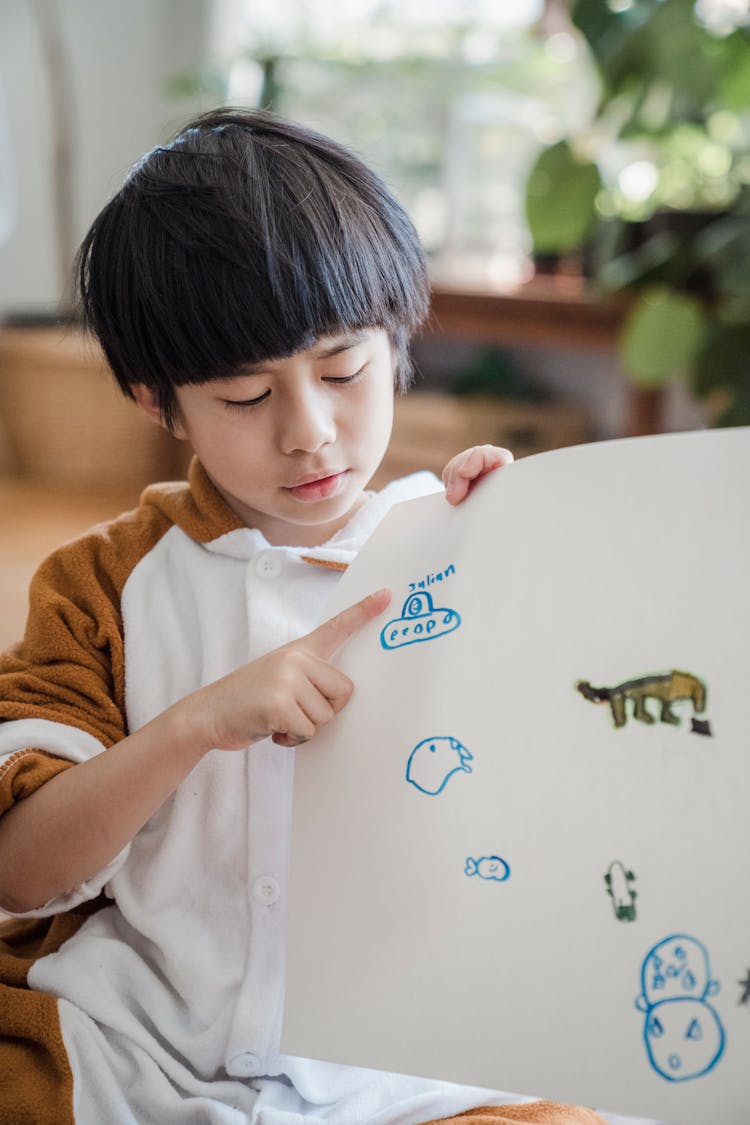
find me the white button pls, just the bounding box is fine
[255,552,281,578]
[252,875,280,905]
[229,1051,261,1077]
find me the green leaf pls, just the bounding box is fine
[574,0,740,121]
[618,286,706,386]
[525,141,602,254]
[692,321,750,398]
[572,0,657,93]
[717,31,750,109]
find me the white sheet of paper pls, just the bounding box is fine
[283,428,750,1125]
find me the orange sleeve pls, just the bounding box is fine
[425,1102,607,1124]
[0,750,75,817]
[0,527,130,747]
[0,502,173,786]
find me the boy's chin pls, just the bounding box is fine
[285,486,370,542]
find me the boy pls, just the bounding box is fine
[0,108,617,1124]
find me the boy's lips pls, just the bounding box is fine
[287,470,348,502]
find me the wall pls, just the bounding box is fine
[0,0,211,319]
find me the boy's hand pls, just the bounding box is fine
[190,588,392,752]
[442,444,514,505]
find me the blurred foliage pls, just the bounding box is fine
[167,2,598,262]
[525,0,750,424]
[451,347,549,400]
[526,140,603,253]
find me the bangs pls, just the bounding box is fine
[77,111,428,423]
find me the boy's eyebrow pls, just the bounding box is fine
[310,332,370,359]
[235,332,371,377]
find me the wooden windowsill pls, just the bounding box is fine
[424,274,663,435]
[425,274,629,352]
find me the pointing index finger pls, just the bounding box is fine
[305,588,392,660]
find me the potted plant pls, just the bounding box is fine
[525,0,750,426]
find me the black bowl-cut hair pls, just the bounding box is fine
[76,107,430,429]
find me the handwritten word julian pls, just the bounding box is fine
[408,563,456,593]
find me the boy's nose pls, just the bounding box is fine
[278,389,336,454]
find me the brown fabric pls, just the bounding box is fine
[0,749,75,818]
[0,901,106,1125]
[0,500,174,746]
[0,461,274,1119]
[0,459,245,750]
[0,474,213,1120]
[299,556,349,571]
[141,457,244,544]
[0,982,74,1125]
[428,1103,608,1124]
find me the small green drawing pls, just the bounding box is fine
[604,860,637,922]
[576,670,708,730]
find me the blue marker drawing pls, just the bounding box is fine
[406,736,472,795]
[380,591,461,651]
[635,934,726,1082]
[465,856,510,882]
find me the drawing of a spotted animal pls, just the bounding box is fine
[576,671,706,729]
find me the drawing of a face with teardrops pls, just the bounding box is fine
[636,935,725,1082]
[406,736,473,795]
[380,591,461,650]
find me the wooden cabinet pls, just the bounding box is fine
[424,277,662,436]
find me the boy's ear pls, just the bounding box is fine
[131,383,164,425]
[131,384,186,439]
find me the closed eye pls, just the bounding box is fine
[222,389,271,411]
[323,365,367,386]
[222,365,366,410]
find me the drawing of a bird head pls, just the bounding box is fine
[406,736,473,796]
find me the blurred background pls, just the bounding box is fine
[1,0,749,645]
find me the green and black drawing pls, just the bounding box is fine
[604,860,637,922]
[576,670,710,733]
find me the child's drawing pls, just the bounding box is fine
[604,861,637,921]
[691,718,713,736]
[635,935,725,1082]
[465,856,510,882]
[408,563,455,592]
[405,736,472,795]
[380,591,461,650]
[576,670,707,730]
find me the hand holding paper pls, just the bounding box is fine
[442,444,514,504]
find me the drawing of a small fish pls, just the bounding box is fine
[464,856,510,882]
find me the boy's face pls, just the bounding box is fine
[137,328,396,547]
